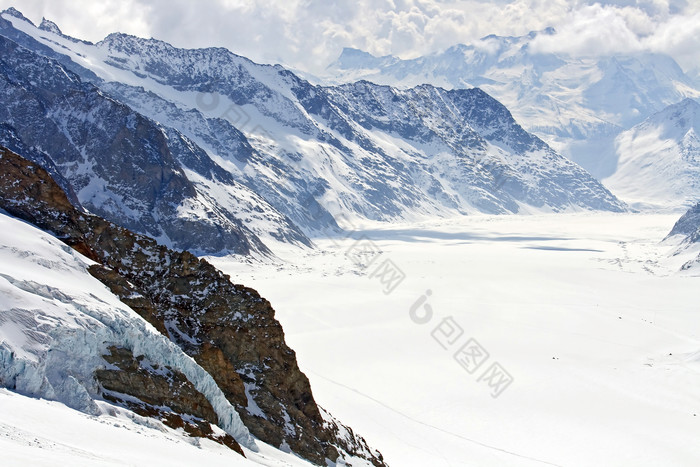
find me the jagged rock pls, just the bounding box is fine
[0,145,385,466]
[96,346,245,456]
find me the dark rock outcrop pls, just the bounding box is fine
[96,346,245,456]
[0,145,385,466]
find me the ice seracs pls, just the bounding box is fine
[0,211,254,447]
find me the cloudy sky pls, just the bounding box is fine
[3,0,700,75]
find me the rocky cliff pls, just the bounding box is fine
[0,145,384,466]
[667,202,700,271]
[668,202,700,243]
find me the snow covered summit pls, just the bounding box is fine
[324,31,700,180]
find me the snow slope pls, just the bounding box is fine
[603,98,700,211]
[0,388,329,467]
[0,211,253,448]
[210,212,700,466]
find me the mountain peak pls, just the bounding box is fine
[334,47,395,70]
[1,7,33,25]
[648,97,700,133]
[479,27,555,43]
[39,17,62,35]
[340,46,375,57]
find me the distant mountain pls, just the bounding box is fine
[668,203,700,241]
[666,202,700,270]
[0,145,385,466]
[325,30,700,180]
[0,9,625,244]
[603,99,700,210]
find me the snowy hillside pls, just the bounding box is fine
[324,30,700,180]
[0,210,252,448]
[0,212,370,467]
[0,9,625,240]
[603,98,700,210]
[666,203,700,271]
[0,388,313,467]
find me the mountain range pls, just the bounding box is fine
[324,29,700,185]
[603,98,700,210]
[0,8,625,257]
[1,5,700,466]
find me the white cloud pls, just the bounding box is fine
[529,4,645,57]
[1,0,699,74]
[528,1,700,71]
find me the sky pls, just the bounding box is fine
[2,0,700,75]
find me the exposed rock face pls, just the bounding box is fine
[0,145,385,466]
[96,346,245,456]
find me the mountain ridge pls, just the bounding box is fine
[324,30,700,180]
[0,8,626,247]
[603,98,700,210]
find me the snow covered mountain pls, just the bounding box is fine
[0,8,624,250]
[324,30,700,180]
[0,13,309,256]
[603,98,700,210]
[666,202,700,270]
[0,145,384,466]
